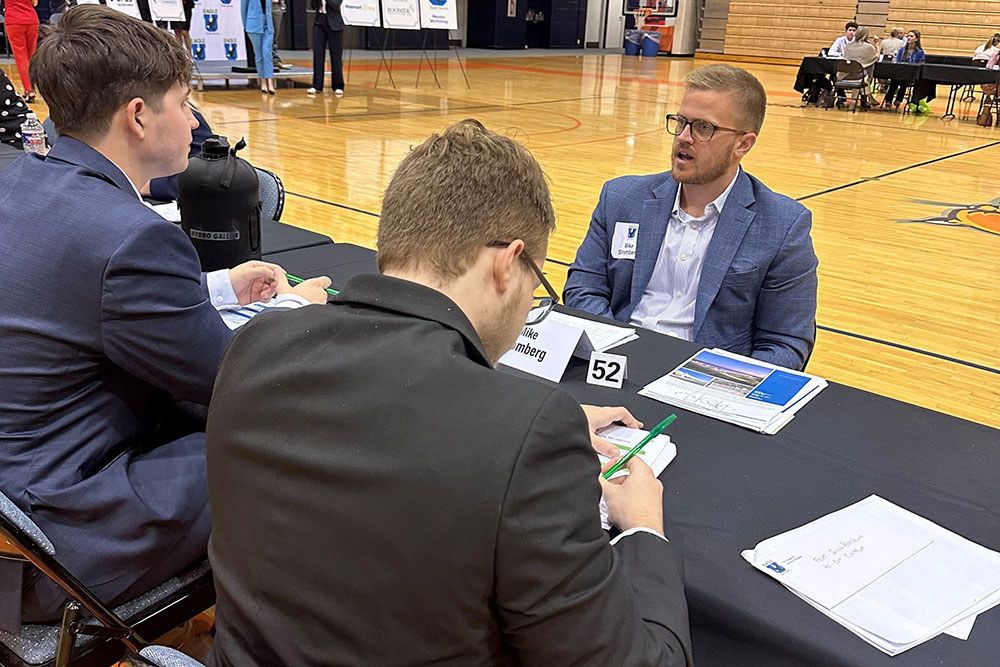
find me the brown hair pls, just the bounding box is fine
[30,5,191,139]
[377,119,555,280]
[684,64,767,134]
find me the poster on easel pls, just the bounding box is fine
[419,0,456,30]
[105,0,143,19]
[381,0,419,30]
[342,0,381,27]
[150,0,185,21]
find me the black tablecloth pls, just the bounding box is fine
[276,242,1000,666]
[924,54,975,66]
[260,219,333,255]
[794,57,836,93]
[875,61,921,81]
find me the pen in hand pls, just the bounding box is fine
[602,413,677,479]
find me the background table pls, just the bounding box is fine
[275,242,1000,666]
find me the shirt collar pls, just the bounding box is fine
[104,156,144,201]
[673,167,741,220]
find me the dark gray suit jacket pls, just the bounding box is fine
[311,0,343,30]
[207,274,692,666]
[0,137,230,628]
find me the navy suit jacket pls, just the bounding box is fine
[0,137,233,628]
[564,170,818,370]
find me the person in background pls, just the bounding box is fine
[884,30,925,109]
[839,26,879,109]
[307,0,344,95]
[828,21,858,58]
[973,33,1000,63]
[880,27,905,61]
[3,0,40,102]
[155,0,195,58]
[241,0,275,94]
[270,0,291,70]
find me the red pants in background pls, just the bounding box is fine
[6,23,39,94]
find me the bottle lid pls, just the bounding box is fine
[199,135,231,158]
[26,112,38,119]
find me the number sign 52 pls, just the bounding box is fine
[586,351,628,389]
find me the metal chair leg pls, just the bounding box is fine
[55,601,82,667]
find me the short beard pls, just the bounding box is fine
[672,154,735,186]
[479,291,525,367]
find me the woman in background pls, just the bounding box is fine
[884,30,925,109]
[839,26,879,109]
[156,0,196,59]
[973,33,1000,63]
[4,0,40,102]
[241,0,276,94]
[308,0,344,95]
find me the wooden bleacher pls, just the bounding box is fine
[722,0,856,62]
[887,0,1000,56]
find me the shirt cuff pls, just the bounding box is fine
[271,293,311,308]
[207,269,239,307]
[610,526,668,545]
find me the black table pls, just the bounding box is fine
[276,242,1000,666]
[260,219,334,255]
[262,242,378,289]
[917,63,998,118]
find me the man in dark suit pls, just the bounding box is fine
[0,6,329,630]
[206,119,692,666]
[307,0,344,95]
[565,65,818,370]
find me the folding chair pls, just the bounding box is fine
[833,60,872,112]
[0,491,213,667]
[255,167,285,222]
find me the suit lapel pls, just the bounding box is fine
[693,171,756,336]
[630,178,678,309]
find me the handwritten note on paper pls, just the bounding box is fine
[747,496,934,609]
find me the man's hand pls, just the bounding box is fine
[580,405,643,458]
[271,268,332,305]
[229,261,282,304]
[599,456,664,535]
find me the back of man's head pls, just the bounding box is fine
[684,64,767,135]
[30,5,191,140]
[377,119,555,280]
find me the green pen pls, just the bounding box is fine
[285,273,339,296]
[602,414,677,479]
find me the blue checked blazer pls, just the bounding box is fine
[564,170,818,370]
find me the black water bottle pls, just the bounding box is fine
[178,135,261,271]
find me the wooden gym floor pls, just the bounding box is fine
[5,52,999,430]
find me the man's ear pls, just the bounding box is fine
[124,98,146,139]
[491,239,524,296]
[735,131,757,158]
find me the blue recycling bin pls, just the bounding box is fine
[641,30,661,57]
[624,29,642,56]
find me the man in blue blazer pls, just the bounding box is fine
[565,65,818,371]
[0,6,329,630]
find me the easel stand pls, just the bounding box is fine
[414,29,471,90]
[374,29,397,89]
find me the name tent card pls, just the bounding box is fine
[498,317,587,383]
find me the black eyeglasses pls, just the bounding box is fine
[665,113,746,142]
[487,241,559,325]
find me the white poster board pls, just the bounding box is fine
[190,0,246,63]
[150,0,186,21]
[419,0,457,30]
[381,0,419,30]
[342,0,381,27]
[105,0,143,20]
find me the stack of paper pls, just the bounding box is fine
[595,424,677,530]
[638,348,826,434]
[546,311,638,357]
[743,495,1000,656]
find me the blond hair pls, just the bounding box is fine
[684,64,767,134]
[377,119,556,280]
[891,27,904,39]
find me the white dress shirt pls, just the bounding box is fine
[106,157,308,309]
[828,35,853,58]
[628,169,740,341]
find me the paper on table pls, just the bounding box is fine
[596,425,676,530]
[546,311,638,356]
[943,613,976,641]
[148,201,181,222]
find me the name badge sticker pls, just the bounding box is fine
[611,222,639,260]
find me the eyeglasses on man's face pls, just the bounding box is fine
[665,113,746,142]
[487,241,559,325]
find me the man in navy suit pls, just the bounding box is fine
[0,6,329,630]
[564,65,818,370]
